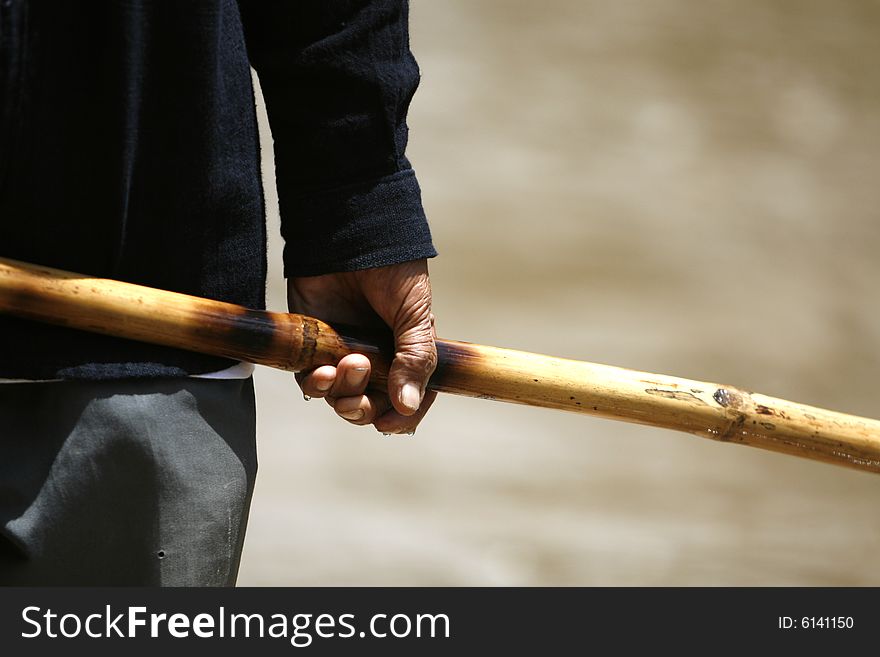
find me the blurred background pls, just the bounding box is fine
[237,0,880,585]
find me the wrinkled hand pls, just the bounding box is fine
[287,259,438,434]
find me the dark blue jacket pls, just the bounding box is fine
[0,0,435,379]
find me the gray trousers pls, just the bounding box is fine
[0,377,257,586]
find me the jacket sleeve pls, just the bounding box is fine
[238,0,437,277]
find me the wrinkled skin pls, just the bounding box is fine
[287,258,437,434]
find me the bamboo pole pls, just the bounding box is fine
[1,256,879,474]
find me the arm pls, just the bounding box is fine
[239,0,437,433]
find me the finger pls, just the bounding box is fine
[328,354,372,400]
[375,389,438,435]
[296,365,337,399]
[388,310,437,417]
[333,391,393,425]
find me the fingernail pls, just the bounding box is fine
[340,409,364,421]
[346,367,368,386]
[400,382,421,412]
[315,379,332,392]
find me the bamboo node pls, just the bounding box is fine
[719,412,747,442]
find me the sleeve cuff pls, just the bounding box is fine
[280,168,437,278]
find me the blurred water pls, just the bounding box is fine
[237,0,880,585]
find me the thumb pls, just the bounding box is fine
[388,307,437,417]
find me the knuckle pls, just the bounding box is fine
[394,346,437,374]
